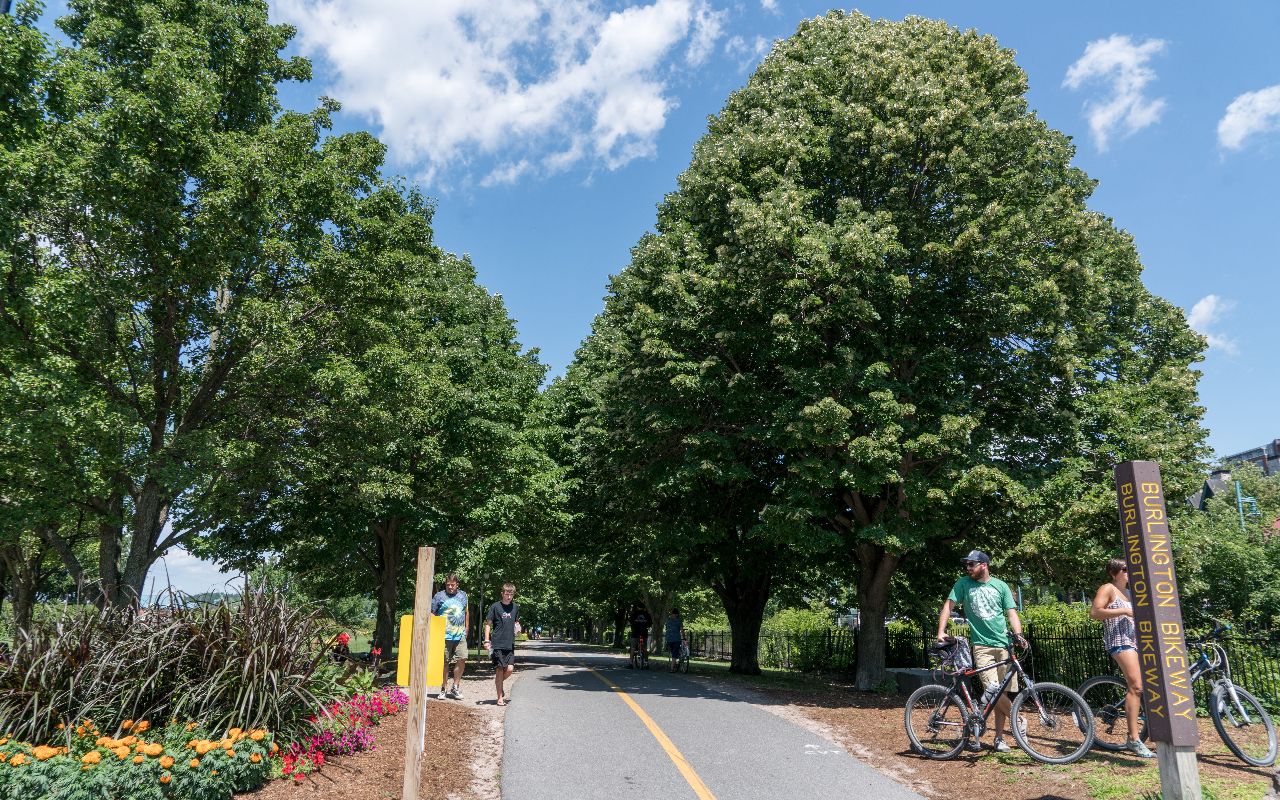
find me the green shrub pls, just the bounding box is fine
[0,586,345,744]
[761,607,831,634]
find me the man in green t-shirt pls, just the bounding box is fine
[936,550,1027,753]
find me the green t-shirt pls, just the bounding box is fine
[948,576,1016,648]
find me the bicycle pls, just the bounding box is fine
[905,636,1095,764]
[1078,622,1276,765]
[629,632,649,670]
[669,638,690,673]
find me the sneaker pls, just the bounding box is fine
[437,690,448,700]
[1125,739,1156,759]
[992,738,1011,753]
[447,687,461,700]
[964,739,982,752]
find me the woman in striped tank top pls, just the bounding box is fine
[1090,558,1155,758]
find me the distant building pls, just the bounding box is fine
[1221,439,1280,477]
[1188,469,1233,511]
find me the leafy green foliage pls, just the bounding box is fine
[564,11,1206,685]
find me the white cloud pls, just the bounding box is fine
[760,0,778,10]
[724,34,771,71]
[275,0,725,186]
[1186,294,1239,355]
[1063,35,1167,152]
[1218,85,1280,150]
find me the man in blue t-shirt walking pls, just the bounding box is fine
[431,573,469,700]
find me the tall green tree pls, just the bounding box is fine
[193,186,554,652]
[1,0,384,606]
[587,13,1206,683]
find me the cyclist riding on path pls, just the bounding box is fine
[936,550,1028,754]
[628,603,653,667]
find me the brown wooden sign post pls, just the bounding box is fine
[1114,461,1201,800]
[401,546,436,800]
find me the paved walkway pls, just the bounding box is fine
[501,640,924,800]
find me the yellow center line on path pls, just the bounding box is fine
[575,660,718,800]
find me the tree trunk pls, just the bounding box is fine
[642,588,675,654]
[712,567,771,675]
[372,517,402,654]
[0,540,43,636]
[119,479,170,607]
[612,603,627,649]
[96,486,126,607]
[853,544,901,690]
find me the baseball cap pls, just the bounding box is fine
[961,550,990,564]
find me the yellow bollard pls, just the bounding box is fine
[396,613,446,690]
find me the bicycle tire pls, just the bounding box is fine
[1211,683,1278,767]
[1010,682,1095,764]
[1078,675,1147,751]
[904,684,967,760]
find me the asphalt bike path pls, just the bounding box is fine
[501,639,924,800]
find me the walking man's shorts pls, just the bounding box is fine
[491,648,516,668]
[446,638,468,665]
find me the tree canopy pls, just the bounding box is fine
[566,12,1207,682]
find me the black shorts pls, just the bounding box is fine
[491,648,515,668]
[667,640,682,657]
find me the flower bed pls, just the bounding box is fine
[0,719,277,800]
[273,686,408,782]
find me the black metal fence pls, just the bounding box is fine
[687,623,1280,710]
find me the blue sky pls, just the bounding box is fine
[261,0,1278,462]
[28,1,1280,591]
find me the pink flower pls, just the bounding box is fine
[371,647,382,657]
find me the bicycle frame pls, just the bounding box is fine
[947,645,1035,724]
[1190,638,1259,726]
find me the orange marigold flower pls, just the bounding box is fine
[249,730,265,741]
[122,736,137,746]
[219,738,234,749]
[33,745,59,761]
[145,743,165,757]
[160,755,174,769]
[269,742,279,754]
[226,749,236,758]
[160,773,171,784]
[121,720,133,730]
[0,753,10,764]
[56,723,66,730]
[186,722,198,731]
[114,746,130,760]
[10,753,28,766]
[211,770,218,776]
[250,753,261,763]
[195,741,215,756]
[81,751,102,765]
[228,727,242,738]
[189,758,200,768]
[133,721,150,734]
[133,756,144,764]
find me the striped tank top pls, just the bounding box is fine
[1102,595,1136,651]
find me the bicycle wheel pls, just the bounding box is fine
[904,684,967,760]
[1011,682,1095,764]
[1078,675,1146,751]
[1211,683,1277,767]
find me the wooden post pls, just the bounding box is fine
[401,546,436,800]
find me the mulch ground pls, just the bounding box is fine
[714,675,1280,800]
[236,681,501,800]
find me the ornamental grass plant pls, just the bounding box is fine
[0,585,347,744]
